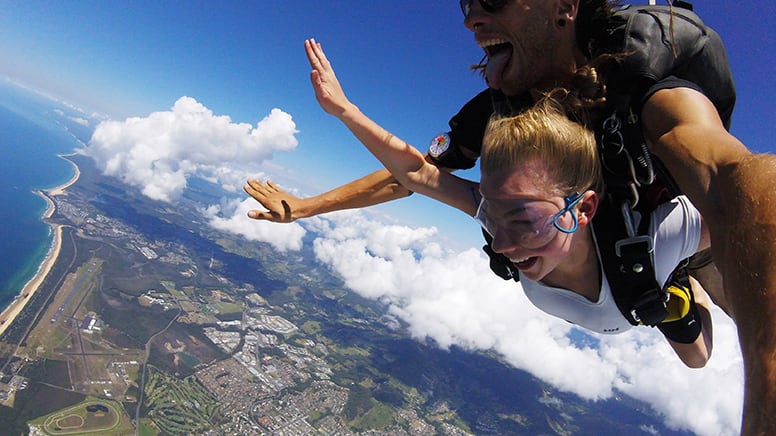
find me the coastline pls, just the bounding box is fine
[0,154,80,337]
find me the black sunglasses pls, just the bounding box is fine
[459,0,509,16]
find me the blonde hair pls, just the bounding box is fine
[480,95,602,195]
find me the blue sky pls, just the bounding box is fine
[1,1,773,247]
[0,3,770,432]
[0,0,488,244]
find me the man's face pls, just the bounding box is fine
[464,0,561,96]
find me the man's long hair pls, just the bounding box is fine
[576,0,619,58]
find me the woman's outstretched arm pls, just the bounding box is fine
[304,38,479,216]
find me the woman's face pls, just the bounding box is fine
[479,158,583,282]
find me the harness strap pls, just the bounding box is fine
[481,228,519,281]
[595,197,668,326]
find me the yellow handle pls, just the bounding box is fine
[663,284,692,323]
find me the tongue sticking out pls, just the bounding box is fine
[485,47,511,91]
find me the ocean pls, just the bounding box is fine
[0,80,85,312]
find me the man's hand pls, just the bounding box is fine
[244,179,301,223]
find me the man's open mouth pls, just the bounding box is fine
[480,39,513,90]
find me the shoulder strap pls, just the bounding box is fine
[592,3,734,325]
[594,196,669,326]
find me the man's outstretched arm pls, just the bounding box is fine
[244,168,411,223]
[642,86,776,435]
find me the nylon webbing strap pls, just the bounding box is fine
[595,198,668,326]
[481,228,519,282]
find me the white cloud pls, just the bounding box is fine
[203,197,305,252]
[80,96,298,202]
[297,209,744,436]
[69,116,89,126]
[53,108,89,126]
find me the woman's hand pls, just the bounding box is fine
[305,38,354,118]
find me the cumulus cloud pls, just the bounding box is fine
[202,197,305,252]
[284,209,743,436]
[81,96,298,202]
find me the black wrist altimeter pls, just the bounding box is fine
[427,131,476,170]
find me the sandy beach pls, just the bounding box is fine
[0,155,80,337]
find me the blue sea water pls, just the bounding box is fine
[0,80,89,312]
